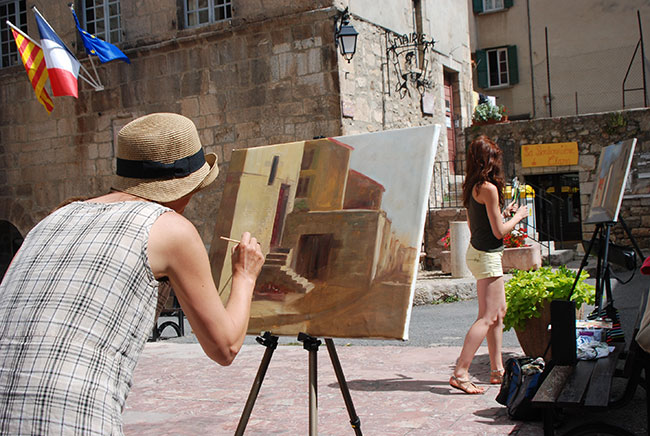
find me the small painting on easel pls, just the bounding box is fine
[208,126,440,340]
[585,138,636,224]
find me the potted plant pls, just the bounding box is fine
[472,102,508,125]
[504,266,596,358]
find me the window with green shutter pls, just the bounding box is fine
[473,0,513,13]
[507,45,519,84]
[476,45,518,88]
[475,50,488,88]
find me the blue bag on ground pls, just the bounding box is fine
[495,357,545,420]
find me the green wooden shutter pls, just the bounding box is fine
[473,0,484,13]
[476,50,488,88]
[504,0,514,8]
[507,45,519,85]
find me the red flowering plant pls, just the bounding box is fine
[503,229,528,248]
[440,229,450,250]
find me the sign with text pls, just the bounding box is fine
[521,142,579,167]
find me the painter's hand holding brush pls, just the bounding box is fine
[502,200,519,218]
[231,232,265,287]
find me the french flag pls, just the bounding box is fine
[34,10,80,98]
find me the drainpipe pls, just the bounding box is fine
[527,0,536,118]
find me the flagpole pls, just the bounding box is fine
[86,55,104,90]
[67,3,104,90]
[32,6,103,91]
[6,20,41,48]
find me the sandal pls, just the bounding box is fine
[490,369,505,384]
[449,375,485,394]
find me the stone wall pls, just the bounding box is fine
[0,5,342,244]
[424,207,467,269]
[465,108,650,252]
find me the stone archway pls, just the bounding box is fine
[0,220,24,281]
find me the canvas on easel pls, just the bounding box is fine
[585,138,636,224]
[208,125,440,340]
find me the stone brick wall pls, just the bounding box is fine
[465,108,650,252]
[0,4,342,244]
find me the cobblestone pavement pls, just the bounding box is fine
[123,342,543,435]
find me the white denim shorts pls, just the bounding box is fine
[465,243,503,280]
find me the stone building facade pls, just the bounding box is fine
[426,108,650,268]
[469,0,650,120]
[0,0,474,276]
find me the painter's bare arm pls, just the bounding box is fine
[148,212,264,365]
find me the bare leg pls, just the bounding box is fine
[485,276,506,373]
[454,276,506,380]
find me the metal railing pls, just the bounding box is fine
[430,159,466,209]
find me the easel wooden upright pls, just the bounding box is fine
[234,331,363,436]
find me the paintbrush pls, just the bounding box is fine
[220,236,240,244]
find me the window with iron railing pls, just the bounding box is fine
[185,0,232,28]
[83,0,123,44]
[0,0,26,68]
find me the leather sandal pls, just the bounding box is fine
[449,375,485,394]
[490,369,505,384]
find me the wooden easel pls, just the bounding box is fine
[234,332,363,436]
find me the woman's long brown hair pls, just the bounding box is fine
[462,135,505,208]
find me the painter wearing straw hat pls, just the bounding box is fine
[0,113,265,435]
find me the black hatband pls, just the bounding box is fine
[116,149,205,179]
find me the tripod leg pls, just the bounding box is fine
[309,345,318,436]
[618,216,646,260]
[298,333,322,436]
[325,339,363,435]
[235,333,278,436]
[568,224,600,300]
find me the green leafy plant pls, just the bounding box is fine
[604,112,627,134]
[503,266,595,331]
[472,102,507,124]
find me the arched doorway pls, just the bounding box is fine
[0,221,24,281]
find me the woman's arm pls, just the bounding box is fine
[475,183,528,240]
[148,212,264,365]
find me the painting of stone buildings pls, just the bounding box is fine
[209,126,439,339]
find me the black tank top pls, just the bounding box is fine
[468,194,504,252]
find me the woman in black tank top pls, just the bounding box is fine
[449,136,529,395]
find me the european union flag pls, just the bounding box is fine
[71,9,130,64]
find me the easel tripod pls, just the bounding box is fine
[569,216,645,315]
[234,331,363,436]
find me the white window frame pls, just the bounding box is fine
[83,0,123,44]
[0,0,26,68]
[487,47,509,88]
[185,0,232,28]
[482,0,504,12]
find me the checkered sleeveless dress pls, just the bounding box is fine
[0,201,172,435]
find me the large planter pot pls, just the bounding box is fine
[514,301,552,359]
[502,244,542,272]
[440,243,542,274]
[513,301,585,359]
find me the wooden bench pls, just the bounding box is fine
[532,342,644,436]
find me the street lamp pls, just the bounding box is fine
[335,8,358,63]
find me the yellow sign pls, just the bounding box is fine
[521,142,579,167]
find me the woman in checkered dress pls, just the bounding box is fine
[0,113,265,435]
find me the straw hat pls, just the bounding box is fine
[112,113,219,203]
